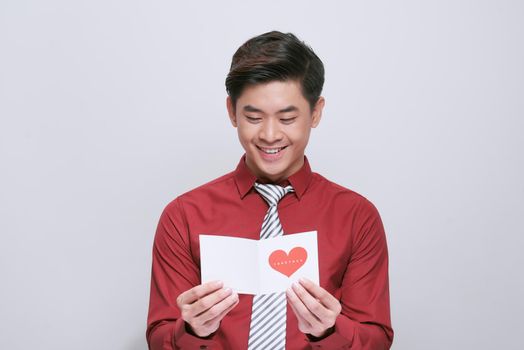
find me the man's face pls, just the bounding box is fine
[227,80,324,183]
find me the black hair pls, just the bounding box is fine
[225,31,325,112]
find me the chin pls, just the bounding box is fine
[248,160,280,179]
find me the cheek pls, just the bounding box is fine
[237,125,256,144]
[288,126,311,145]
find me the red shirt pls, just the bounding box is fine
[146,155,394,349]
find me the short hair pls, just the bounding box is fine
[225,31,325,113]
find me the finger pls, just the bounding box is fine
[298,278,340,311]
[287,292,311,328]
[190,287,233,318]
[292,281,330,321]
[177,281,223,306]
[286,286,321,327]
[201,292,240,325]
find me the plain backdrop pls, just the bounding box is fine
[1,1,523,349]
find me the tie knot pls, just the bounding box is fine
[254,182,294,206]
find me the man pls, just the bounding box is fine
[146,31,393,349]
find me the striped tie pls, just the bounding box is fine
[247,182,294,350]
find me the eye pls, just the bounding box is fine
[280,117,297,124]
[245,116,262,123]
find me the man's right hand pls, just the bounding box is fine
[176,281,239,337]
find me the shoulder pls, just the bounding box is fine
[312,172,376,205]
[163,169,237,212]
[312,173,386,251]
[311,172,381,218]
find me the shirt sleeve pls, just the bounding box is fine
[307,198,394,349]
[146,198,218,350]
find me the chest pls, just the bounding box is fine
[184,194,356,293]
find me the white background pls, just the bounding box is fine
[1,1,523,349]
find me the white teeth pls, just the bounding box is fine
[260,147,284,154]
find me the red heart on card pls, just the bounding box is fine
[268,247,308,277]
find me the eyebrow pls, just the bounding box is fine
[242,105,299,114]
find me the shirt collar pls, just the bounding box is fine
[233,153,313,200]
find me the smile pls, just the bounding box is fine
[257,146,288,154]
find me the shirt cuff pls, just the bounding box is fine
[305,314,355,349]
[173,318,217,349]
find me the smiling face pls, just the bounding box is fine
[227,80,324,183]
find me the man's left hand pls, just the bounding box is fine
[286,277,342,338]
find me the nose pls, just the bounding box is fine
[259,118,283,144]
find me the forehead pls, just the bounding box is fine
[237,80,308,113]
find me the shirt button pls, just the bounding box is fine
[199,346,208,349]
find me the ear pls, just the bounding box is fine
[311,96,325,128]
[226,96,237,127]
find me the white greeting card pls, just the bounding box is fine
[199,231,318,295]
